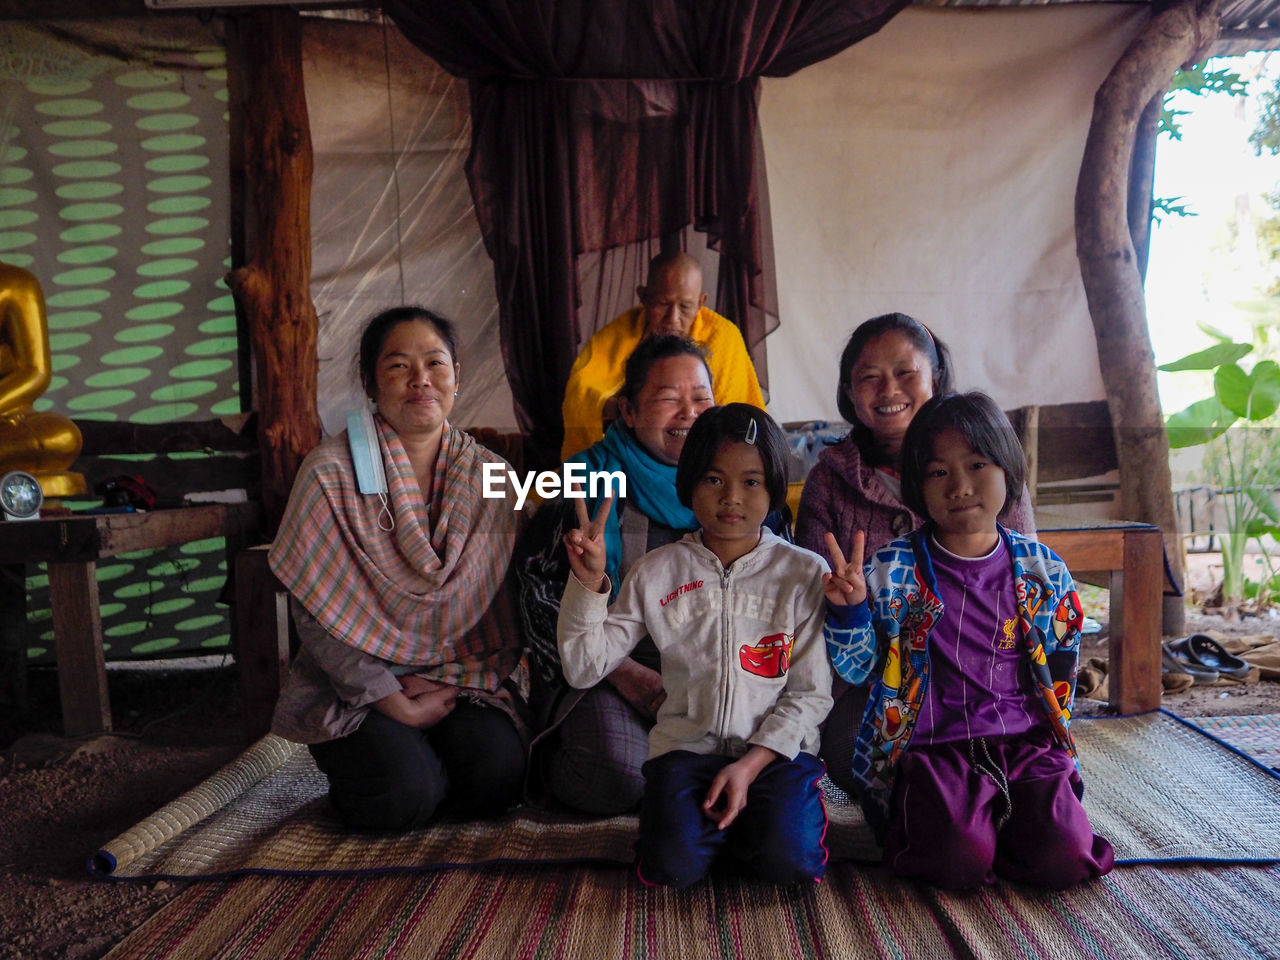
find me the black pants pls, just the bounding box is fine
[309,701,525,831]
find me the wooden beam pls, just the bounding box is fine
[0,0,145,16]
[75,416,256,456]
[96,503,258,555]
[233,545,291,741]
[1,564,29,712]
[225,10,322,534]
[1219,28,1280,40]
[1074,0,1219,636]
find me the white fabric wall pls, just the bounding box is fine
[305,20,515,435]
[760,5,1146,424]
[303,7,1151,434]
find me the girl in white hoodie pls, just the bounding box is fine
[558,404,833,888]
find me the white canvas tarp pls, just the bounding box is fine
[307,6,1149,434]
[760,5,1146,424]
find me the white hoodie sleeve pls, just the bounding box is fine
[556,568,650,689]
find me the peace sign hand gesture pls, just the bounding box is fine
[822,530,867,607]
[563,492,615,593]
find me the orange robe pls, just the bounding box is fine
[560,306,765,461]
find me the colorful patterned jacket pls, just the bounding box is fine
[824,525,1084,836]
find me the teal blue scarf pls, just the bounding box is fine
[570,422,698,599]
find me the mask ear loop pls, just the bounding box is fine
[367,401,395,531]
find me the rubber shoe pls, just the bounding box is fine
[1161,641,1219,685]
[1170,634,1252,681]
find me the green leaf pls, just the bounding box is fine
[1232,298,1280,325]
[1196,320,1235,342]
[1215,363,1253,417]
[1151,197,1194,223]
[1244,518,1280,539]
[1165,397,1236,448]
[1246,360,1280,420]
[1158,342,1252,372]
[1245,486,1280,523]
[1217,360,1280,420]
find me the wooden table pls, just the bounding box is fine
[0,503,261,737]
[1037,519,1170,715]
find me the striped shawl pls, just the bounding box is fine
[269,417,519,692]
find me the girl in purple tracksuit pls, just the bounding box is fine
[823,391,1113,889]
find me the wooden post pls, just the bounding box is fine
[1127,93,1163,282]
[1074,0,1220,637]
[0,564,28,712]
[226,10,322,535]
[48,561,111,737]
[233,545,291,742]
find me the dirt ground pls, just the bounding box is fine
[2,611,1278,960]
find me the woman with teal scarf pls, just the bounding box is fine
[515,335,714,815]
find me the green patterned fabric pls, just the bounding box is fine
[2,19,235,664]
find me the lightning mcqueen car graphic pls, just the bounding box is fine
[739,633,795,679]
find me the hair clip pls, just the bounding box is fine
[744,418,757,445]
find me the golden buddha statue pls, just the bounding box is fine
[0,261,86,498]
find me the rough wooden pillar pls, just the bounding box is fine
[1128,93,1163,282]
[1074,0,1220,637]
[1,564,28,712]
[226,10,322,534]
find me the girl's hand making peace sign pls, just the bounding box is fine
[822,530,867,607]
[563,492,614,593]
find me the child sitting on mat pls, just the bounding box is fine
[558,404,833,888]
[823,391,1114,889]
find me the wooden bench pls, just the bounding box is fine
[0,502,261,737]
[1038,518,1173,715]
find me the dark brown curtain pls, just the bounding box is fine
[383,0,906,467]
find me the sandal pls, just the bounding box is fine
[1161,641,1219,685]
[1169,634,1252,681]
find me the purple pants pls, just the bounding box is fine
[882,727,1114,889]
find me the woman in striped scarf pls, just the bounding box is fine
[269,307,527,831]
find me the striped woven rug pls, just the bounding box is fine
[105,860,1280,959]
[95,712,1280,960]
[1186,714,1280,770]
[91,712,1280,881]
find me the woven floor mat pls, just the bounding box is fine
[1184,713,1280,770]
[91,711,1280,881]
[105,861,1280,960]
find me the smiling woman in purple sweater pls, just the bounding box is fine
[794,312,1034,794]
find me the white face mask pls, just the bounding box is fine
[346,407,395,531]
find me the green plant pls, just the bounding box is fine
[1153,63,1248,221]
[1162,339,1280,606]
[1163,63,1248,143]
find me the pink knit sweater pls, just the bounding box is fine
[794,436,1035,564]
